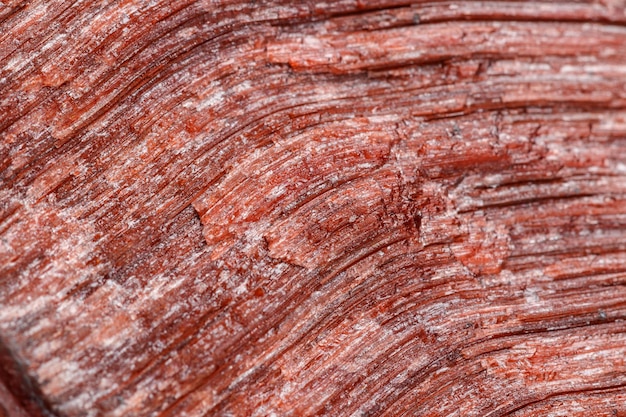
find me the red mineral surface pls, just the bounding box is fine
[1,1,626,416]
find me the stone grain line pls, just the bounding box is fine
[1,1,626,416]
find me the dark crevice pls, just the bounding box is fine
[499,383,626,416]
[0,336,60,417]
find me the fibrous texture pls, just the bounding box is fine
[1,1,626,416]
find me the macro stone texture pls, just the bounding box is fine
[1,0,626,416]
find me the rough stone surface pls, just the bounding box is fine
[1,1,626,416]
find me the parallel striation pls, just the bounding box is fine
[1,1,626,416]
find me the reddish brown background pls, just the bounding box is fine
[1,1,626,416]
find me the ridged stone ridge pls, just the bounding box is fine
[1,1,626,416]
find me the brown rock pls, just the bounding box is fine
[1,1,626,416]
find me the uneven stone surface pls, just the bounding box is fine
[1,1,626,416]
